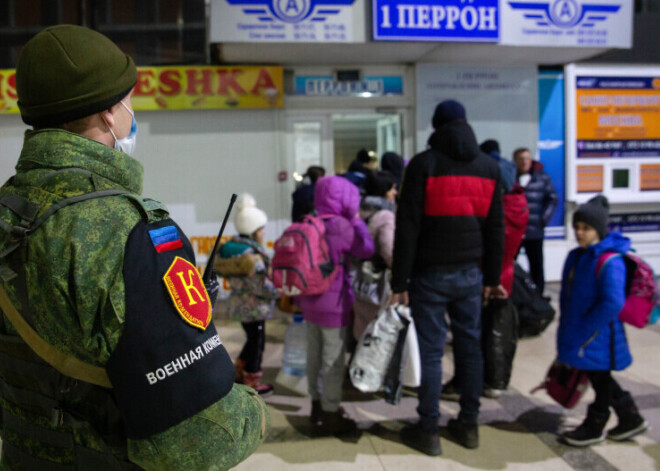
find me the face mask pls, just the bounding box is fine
[106,101,137,156]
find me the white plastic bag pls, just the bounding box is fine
[349,306,406,392]
[398,307,421,388]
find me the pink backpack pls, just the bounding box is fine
[271,215,338,296]
[596,252,660,328]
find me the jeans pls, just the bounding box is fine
[410,265,483,432]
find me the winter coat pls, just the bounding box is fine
[215,236,278,323]
[520,161,558,240]
[353,200,395,340]
[297,176,374,328]
[557,232,632,371]
[392,121,504,291]
[501,185,529,295]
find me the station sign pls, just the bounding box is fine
[373,0,499,42]
[500,0,632,48]
[293,75,403,96]
[210,0,362,43]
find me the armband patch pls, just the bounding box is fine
[149,225,183,253]
[163,256,212,330]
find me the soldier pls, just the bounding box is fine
[0,25,269,470]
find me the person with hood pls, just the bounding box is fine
[342,148,373,191]
[514,147,559,297]
[215,194,279,396]
[479,140,516,193]
[291,165,326,222]
[558,196,647,447]
[391,100,505,455]
[380,152,405,187]
[297,176,374,434]
[352,171,398,340]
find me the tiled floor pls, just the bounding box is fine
[218,282,660,471]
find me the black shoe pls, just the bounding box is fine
[609,395,648,441]
[401,425,442,456]
[447,419,479,449]
[310,400,322,426]
[561,405,609,447]
[320,408,356,435]
[440,378,460,402]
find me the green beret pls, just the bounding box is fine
[16,25,137,127]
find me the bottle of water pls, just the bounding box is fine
[283,314,307,377]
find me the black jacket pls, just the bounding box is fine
[520,161,558,240]
[391,121,504,291]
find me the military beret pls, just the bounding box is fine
[16,25,137,127]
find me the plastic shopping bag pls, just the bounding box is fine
[349,305,406,393]
[399,307,421,388]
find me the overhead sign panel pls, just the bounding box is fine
[293,75,403,96]
[210,0,362,43]
[500,0,632,48]
[373,0,499,42]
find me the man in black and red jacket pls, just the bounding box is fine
[391,100,505,456]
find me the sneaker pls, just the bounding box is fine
[447,418,479,449]
[252,382,274,396]
[440,379,460,402]
[483,387,504,399]
[401,425,442,456]
[607,417,648,441]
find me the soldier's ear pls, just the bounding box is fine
[100,108,115,129]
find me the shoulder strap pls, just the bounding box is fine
[596,252,621,278]
[0,284,112,388]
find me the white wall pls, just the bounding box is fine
[0,114,27,184]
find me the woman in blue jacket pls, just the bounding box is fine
[558,195,647,447]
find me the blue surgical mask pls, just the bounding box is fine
[106,101,137,156]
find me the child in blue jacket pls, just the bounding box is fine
[558,195,647,446]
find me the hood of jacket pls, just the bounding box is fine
[314,175,360,220]
[427,120,481,163]
[590,231,631,256]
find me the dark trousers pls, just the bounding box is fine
[410,265,483,432]
[240,321,266,373]
[586,370,627,413]
[521,238,545,295]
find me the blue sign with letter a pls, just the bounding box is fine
[373,0,499,42]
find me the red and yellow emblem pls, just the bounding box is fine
[163,256,211,330]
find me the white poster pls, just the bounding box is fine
[415,65,538,159]
[500,0,633,48]
[210,0,364,43]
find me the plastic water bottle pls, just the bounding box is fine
[283,314,307,377]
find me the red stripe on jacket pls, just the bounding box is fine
[424,176,496,218]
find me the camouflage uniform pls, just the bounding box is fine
[0,129,270,470]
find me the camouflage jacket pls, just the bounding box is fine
[0,129,267,470]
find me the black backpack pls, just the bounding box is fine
[511,263,555,338]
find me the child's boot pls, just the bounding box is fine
[608,393,648,441]
[235,358,246,384]
[243,370,274,396]
[562,404,610,447]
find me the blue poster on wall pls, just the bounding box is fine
[373,0,499,42]
[539,71,566,239]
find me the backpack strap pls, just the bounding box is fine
[596,252,621,278]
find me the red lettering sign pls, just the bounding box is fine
[135,70,156,96]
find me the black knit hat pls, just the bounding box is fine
[573,195,610,240]
[356,148,371,164]
[432,100,466,129]
[16,25,137,127]
[480,139,500,155]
